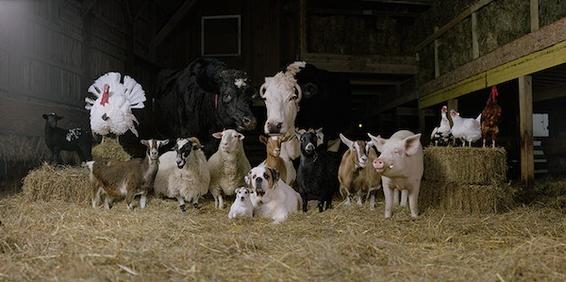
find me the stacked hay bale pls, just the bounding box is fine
[22,163,92,204]
[92,136,131,161]
[419,146,513,214]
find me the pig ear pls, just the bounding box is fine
[339,134,353,148]
[367,133,386,153]
[403,134,422,156]
[212,132,223,139]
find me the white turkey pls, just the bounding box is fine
[430,105,452,146]
[85,72,146,137]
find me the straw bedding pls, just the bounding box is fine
[0,194,565,281]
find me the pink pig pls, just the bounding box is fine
[368,130,423,219]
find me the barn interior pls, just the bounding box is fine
[1,0,566,280]
[1,0,565,193]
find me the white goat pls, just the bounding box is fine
[208,129,251,209]
[154,138,210,212]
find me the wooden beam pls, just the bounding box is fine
[362,0,433,5]
[518,76,534,191]
[150,0,197,50]
[303,53,417,75]
[415,0,495,51]
[350,79,400,86]
[81,0,98,18]
[419,17,566,108]
[373,89,418,114]
[530,0,539,32]
[471,12,479,59]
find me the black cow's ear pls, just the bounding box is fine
[42,114,48,119]
[190,58,224,92]
[302,82,318,99]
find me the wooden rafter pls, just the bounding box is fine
[150,0,198,50]
[81,0,98,18]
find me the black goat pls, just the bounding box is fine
[296,128,340,212]
[42,113,92,164]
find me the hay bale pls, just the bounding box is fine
[92,137,131,161]
[423,146,507,185]
[22,163,92,203]
[419,180,514,214]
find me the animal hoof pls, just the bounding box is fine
[192,203,199,209]
[179,204,186,213]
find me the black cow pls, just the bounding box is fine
[155,58,257,156]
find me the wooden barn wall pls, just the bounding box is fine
[0,0,157,191]
[156,0,282,85]
[416,0,533,86]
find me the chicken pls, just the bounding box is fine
[430,105,452,146]
[85,72,146,137]
[481,86,502,148]
[450,110,481,147]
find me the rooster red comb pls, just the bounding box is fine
[488,86,499,104]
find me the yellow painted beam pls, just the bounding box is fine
[419,40,566,108]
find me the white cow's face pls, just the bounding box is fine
[260,73,302,135]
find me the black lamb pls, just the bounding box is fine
[42,113,92,164]
[296,128,340,212]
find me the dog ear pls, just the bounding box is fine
[269,167,280,184]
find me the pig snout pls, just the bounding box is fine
[373,159,385,170]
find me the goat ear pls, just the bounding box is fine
[140,139,149,146]
[368,133,386,153]
[339,133,353,148]
[259,135,268,144]
[158,139,169,147]
[212,132,223,139]
[42,114,48,120]
[403,134,421,156]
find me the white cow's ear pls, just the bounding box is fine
[367,133,386,153]
[403,134,422,156]
[339,133,353,148]
[212,132,223,139]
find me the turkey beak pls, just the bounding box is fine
[101,113,109,121]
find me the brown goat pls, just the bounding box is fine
[88,139,168,209]
[337,134,381,209]
[259,134,293,184]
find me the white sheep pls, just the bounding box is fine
[208,129,251,209]
[154,138,210,212]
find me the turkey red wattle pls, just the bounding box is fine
[100,84,110,106]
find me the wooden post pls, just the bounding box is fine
[530,0,539,32]
[471,12,479,59]
[81,3,95,95]
[518,76,534,191]
[433,26,440,78]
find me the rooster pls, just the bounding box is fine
[450,110,481,147]
[85,72,146,137]
[481,86,502,148]
[430,105,452,146]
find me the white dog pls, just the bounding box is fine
[228,187,254,219]
[247,166,302,224]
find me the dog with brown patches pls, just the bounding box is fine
[246,166,302,224]
[259,134,294,184]
[88,139,168,210]
[338,134,381,209]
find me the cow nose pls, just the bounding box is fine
[373,159,385,170]
[267,121,283,133]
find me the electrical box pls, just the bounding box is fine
[533,113,549,137]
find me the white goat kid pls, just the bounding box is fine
[260,61,305,161]
[208,129,251,209]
